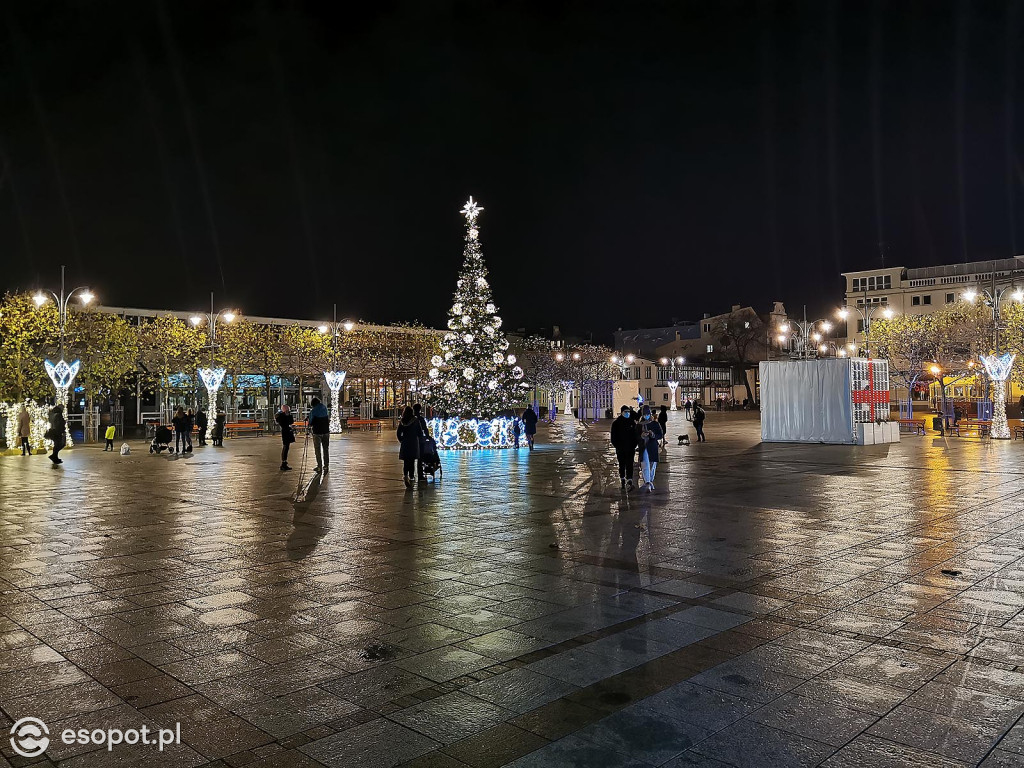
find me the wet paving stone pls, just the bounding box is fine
[3,414,1024,765]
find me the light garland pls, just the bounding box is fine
[428,416,522,449]
[1,401,53,455]
[324,370,347,433]
[44,358,79,446]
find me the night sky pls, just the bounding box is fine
[2,1,1023,340]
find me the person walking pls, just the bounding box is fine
[522,406,539,450]
[104,424,116,451]
[610,405,638,491]
[657,405,669,447]
[171,407,189,454]
[195,408,208,446]
[275,404,295,471]
[308,397,330,473]
[636,405,663,492]
[46,405,67,465]
[684,399,692,420]
[692,401,707,442]
[396,406,424,488]
[17,406,31,456]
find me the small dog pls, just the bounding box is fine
[678,434,690,446]
[119,443,131,455]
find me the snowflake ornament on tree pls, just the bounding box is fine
[427,197,522,417]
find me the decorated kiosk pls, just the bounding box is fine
[760,357,899,445]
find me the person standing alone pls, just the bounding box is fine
[308,397,330,473]
[611,405,638,491]
[692,401,707,442]
[195,408,208,446]
[17,406,31,456]
[276,404,295,471]
[522,406,539,450]
[104,424,116,451]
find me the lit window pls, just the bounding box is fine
[946,293,954,303]
[744,321,750,329]
[706,344,714,353]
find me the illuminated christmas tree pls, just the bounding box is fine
[425,197,524,429]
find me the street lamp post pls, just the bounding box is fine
[836,302,893,358]
[659,356,686,409]
[318,304,354,433]
[190,292,237,441]
[33,265,95,445]
[777,307,835,360]
[963,278,1024,440]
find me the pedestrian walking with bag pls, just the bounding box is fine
[611,405,639,491]
[308,397,330,472]
[276,404,295,471]
[636,405,663,492]
[46,405,67,465]
[397,406,424,489]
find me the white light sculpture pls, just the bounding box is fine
[980,353,1015,440]
[45,358,80,446]
[199,367,226,441]
[667,381,679,410]
[324,370,347,433]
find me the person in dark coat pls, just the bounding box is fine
[183,408,195,452]
[692,401,707,442]
[308,397,330,472]
[610,405,639,490]
[636,405,663,492]
[657,405,669,447]
[396,406,424,489]
[46,405,67,464]
[213,410,226,446]
[521,406,539,450]
[195,408,208,446]
[171,407,188,454]
[275,404,295,471]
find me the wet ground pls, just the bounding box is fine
[1,411,1023,767]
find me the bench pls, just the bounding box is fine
[963,420,992,438]
[898,419,925,435]
[345,418,383,434]
[224,421,263,438]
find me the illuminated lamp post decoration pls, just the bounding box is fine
[660,356,685,410]
[963,280,1023,441]
[190,292,237,441]
[318,305,354,433]
[425,197,523,448]
[980,353,1015,440]
[324,371,347,433]
[33,265,95,446]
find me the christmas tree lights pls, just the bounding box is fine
[324,370,347,433]
[424,197,522,448]
[980,353,1015,440]
[199,367,226,441]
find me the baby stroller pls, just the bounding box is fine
[150,425,173,453]
[419,434,442,481]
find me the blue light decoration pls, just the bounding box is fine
[428,416,523,449]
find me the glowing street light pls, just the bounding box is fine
[835,302,893,357]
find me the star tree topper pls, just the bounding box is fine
[460,196,484,222]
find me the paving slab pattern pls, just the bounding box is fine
[2,411,1024,767]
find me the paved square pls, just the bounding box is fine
[2,411,1024,766]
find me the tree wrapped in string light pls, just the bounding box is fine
[424,197,523,448]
